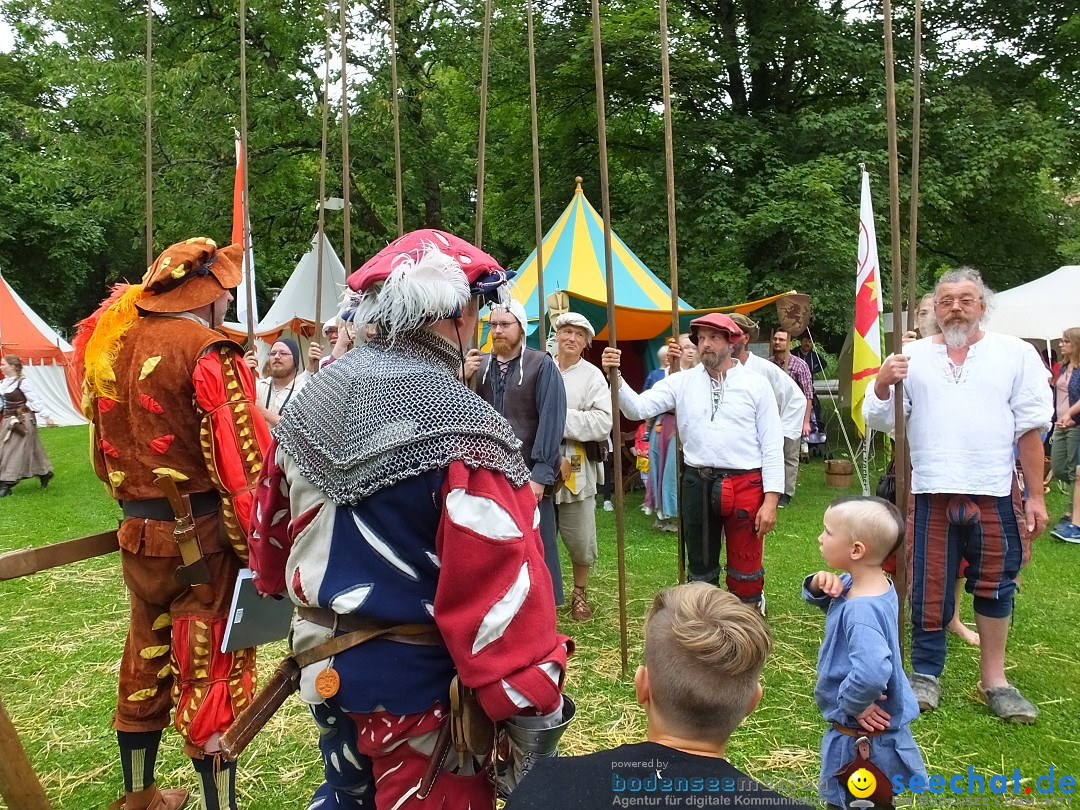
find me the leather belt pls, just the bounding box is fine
[121,491,221,521]
[832,722,884,738]
[689,466,759,480]
[297,606,444,647]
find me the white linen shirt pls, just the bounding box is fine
[0,375,51,420]
[255,371,310,416]
[863,332,1051,496]
[618,362,784,494]
[742,352,806,440]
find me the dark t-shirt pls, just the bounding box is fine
[506,741,815,809]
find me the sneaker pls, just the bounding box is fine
[1052,521,1080,543]
[908,672,941,712]
[777,494,791,508]
[603,500,614,512]
[642,505,653,516]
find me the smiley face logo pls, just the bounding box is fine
[848,768,877,799]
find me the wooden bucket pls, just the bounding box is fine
[824,458,855,488]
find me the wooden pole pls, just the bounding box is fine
[314,6,332,330]
[658,0,685,584]
[906,0,923,330]
[882,0,909,657]
[474,0,493,248]
[526,0,546,348]
[0,695,51,810]
[339,0,352,276]
[238,0,256,347]
[388,0,404,237]
[144,0,153,269]
[590,0,629,677]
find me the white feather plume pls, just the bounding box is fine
[352,244,470,340]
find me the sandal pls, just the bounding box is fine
[977,682,1038,724]
[570,586,593,622]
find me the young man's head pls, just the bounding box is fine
[636,583,771,747]
[488,302,527,357]
[771,328,791,358]
[818,496,904,570]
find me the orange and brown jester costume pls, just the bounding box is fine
[77,238,271,810]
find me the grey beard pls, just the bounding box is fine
[701,349,730,369]
[941,322,975,349]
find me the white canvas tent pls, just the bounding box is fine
[222,233,347,364]
[982,265,1080,343]
[0,271,87,426]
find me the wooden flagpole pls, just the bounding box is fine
[314,4,332,330]
[388,0,404,238]
[658,0,686,584]
[882,0,909,656]
[474,0,493,249]
[144,0,153,269]
[906,0,923,329]
[238,0,256,347]
[526,0,546,348]
[590,0,629,676]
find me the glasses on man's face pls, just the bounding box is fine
[934,296,981,309]
[488,321,518,331]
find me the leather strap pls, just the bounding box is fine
[293,615,442,669]
[831,722,884,739]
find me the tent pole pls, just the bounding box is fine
[883,0,910,661]
[658,0,685,584]
[526,0,546,348]
[388,0,404,237]
[314,2,332,331]
[590,0,629,677]
[238,0,256,347]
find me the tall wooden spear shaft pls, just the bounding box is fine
[590,0,629,676]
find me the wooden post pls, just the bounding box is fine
[473,0,493,249]
[388,0,404,237]
[526,0,546,349]
[658,0,685,583]
[0,695,51,810]
[590,0,629,677]
[882,0,909,657]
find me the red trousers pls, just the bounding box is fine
[680,467,765,600]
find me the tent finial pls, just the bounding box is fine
[575,176,583,193]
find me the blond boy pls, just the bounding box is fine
[805,497,927,809]
[507,584,811,808]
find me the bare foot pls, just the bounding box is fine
[948,619,981,646]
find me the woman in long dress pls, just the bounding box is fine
[0,355,55,496]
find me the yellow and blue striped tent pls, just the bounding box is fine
[507,180,793,344]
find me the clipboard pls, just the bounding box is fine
[220,568,295,653]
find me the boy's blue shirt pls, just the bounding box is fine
[802,572,921,725]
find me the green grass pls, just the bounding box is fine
[2,427,1079,808]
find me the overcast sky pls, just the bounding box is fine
[1,20,12,53]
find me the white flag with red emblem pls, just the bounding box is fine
[852,169,883,437]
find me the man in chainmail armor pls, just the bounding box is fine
[249,229,572,809]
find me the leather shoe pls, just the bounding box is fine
[109,787,190,810]
[39,471,54,489]
[0,482,12,497]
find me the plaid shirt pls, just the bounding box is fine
[774,353,815,400]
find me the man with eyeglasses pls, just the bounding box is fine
[246,338,310,426]
[865,267,1051,725]
[466,301,568,606]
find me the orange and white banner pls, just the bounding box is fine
[232,134,259,329]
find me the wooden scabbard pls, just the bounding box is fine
[0,531,120,582]
[219,657,301,760]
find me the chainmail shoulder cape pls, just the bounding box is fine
[273,330,530,504]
